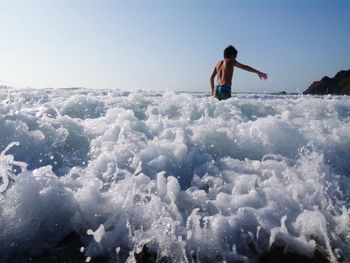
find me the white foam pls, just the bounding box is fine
[0,89,350,262]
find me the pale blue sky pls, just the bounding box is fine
[0,0,349,93]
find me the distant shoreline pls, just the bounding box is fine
[1,85,349,96]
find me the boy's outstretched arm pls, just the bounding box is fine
[210,67,217,96]
[234,61,268,80]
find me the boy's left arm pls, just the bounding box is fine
[210,67,217,96]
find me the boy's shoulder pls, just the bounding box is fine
[216,60,224,66]
[216,59,235,67]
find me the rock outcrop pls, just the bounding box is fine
[303,69,350,95]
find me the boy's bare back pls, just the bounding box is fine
[215,59,235,86]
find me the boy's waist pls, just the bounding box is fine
[215,85,231,92]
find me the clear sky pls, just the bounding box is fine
[0,0,349,93]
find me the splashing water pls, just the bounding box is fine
[0,88,350,262]
[0,142,27,193]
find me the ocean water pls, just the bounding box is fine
[0,87,349,262]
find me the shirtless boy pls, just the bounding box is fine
[210,45,268,100]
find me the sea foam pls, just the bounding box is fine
[0,88,349,262]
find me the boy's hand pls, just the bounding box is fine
[258,72,268,80]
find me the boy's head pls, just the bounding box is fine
[224,45,238,59]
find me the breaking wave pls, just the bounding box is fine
[0,88,350,262]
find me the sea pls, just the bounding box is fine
[0,87,349,262]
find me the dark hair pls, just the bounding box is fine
[224,45,238,59]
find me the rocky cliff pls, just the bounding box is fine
[303,69,350,95]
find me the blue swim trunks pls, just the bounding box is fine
[215,85,231,100]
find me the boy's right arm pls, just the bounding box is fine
[234,61,268,80]
[210,67,217,96]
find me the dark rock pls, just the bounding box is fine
[303,69,350,95]
[271,91,287,95]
